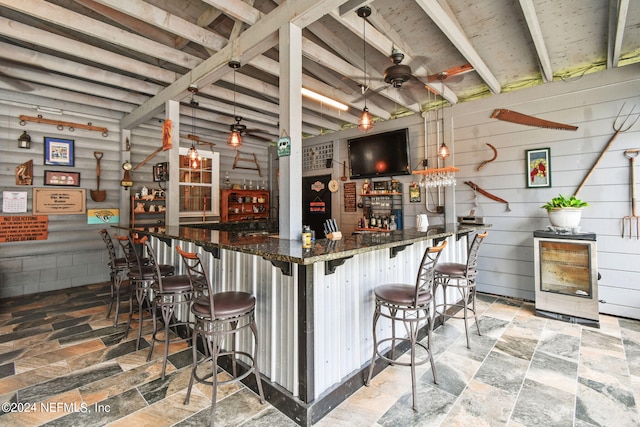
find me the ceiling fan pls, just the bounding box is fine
[382,48,474,88]
[230,116,272,142]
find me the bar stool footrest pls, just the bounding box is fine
[374,337,432,368]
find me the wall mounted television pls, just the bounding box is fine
[348,128,411,179]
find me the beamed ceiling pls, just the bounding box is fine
[0,0,639,149]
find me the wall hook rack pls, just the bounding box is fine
[19,115,109,137]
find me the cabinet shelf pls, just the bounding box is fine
[358,183,403,230]
[130,196,166,230]
[221,189,270,223]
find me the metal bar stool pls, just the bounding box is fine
[144,239,194,379]
[433,231,488,349]
[178,246,264,427]
[365,240,447,411]
[100,229,129,327]
[115,234,175,350]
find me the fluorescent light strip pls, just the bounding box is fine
[301,88,349,111]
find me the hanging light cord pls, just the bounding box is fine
[362,12,367,104]
[233,67,237,119]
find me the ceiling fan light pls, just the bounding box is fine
[228,130,242,148]
[438,142,450,159]
[358,107,374,132]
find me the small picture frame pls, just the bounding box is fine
[44,137,75,167]
[409,182,421,202]
[526,148,551,188]
[44,170,81,187]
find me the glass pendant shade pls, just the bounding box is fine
[227,130,242,148]
[357,107,374,132]
[187,143,199,168]
[438,142,450,159]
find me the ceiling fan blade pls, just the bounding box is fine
[427,64,474,83]
[245,130,275,142]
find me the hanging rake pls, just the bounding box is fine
[623,149,640,239]
[575,103,640,197]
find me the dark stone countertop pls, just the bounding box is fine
[132,223,486,265]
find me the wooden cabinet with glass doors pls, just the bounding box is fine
[221,189,269,222]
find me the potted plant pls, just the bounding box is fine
[541,194,588,228]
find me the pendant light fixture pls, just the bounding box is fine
[227,60,243,148]
[187,84,200,168]
[437,102,450,159]
[357,6,374,132]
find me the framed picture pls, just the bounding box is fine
[44,137,75,166]
[409,182,421,202]
[526,148,551,188]
[44,170,81,187]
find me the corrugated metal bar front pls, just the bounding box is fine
[150,236,299,395]
[310,235,467,399]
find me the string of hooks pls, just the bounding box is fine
[19,114,109,137]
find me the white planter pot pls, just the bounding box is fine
[547,208,583,228]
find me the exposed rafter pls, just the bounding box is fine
[518,0,553,82]
[609,0,630,68]
[415,0,501,95]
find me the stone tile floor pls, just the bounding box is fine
[1,283,638,426]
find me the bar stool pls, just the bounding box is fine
[100,229,129,326]
[143,239,194,379]
[115,234,175,350]
[365,240,447,411]
[178,245,264,427]
[433,231,488,349]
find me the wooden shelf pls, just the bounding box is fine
[221,189,270,223]
[130,196,166,228]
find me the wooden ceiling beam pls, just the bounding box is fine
[121,0,344,129]
[415,0,501,95]
[72,0,178,48]
[518,0,553,82]
[608,0,629,68]
[89,0,227,51]
[0,0,201,69]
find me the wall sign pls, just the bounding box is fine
[0,215,48,243]
[88,208,119,224]
[277,135,291,157]
[33,188,86,215]
[343,182,357,212]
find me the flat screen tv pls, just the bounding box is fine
[348,128,411,179]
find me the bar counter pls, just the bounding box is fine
[137,223,483,426]
[144,223,476,265]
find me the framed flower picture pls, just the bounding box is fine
[526,148,551,188]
